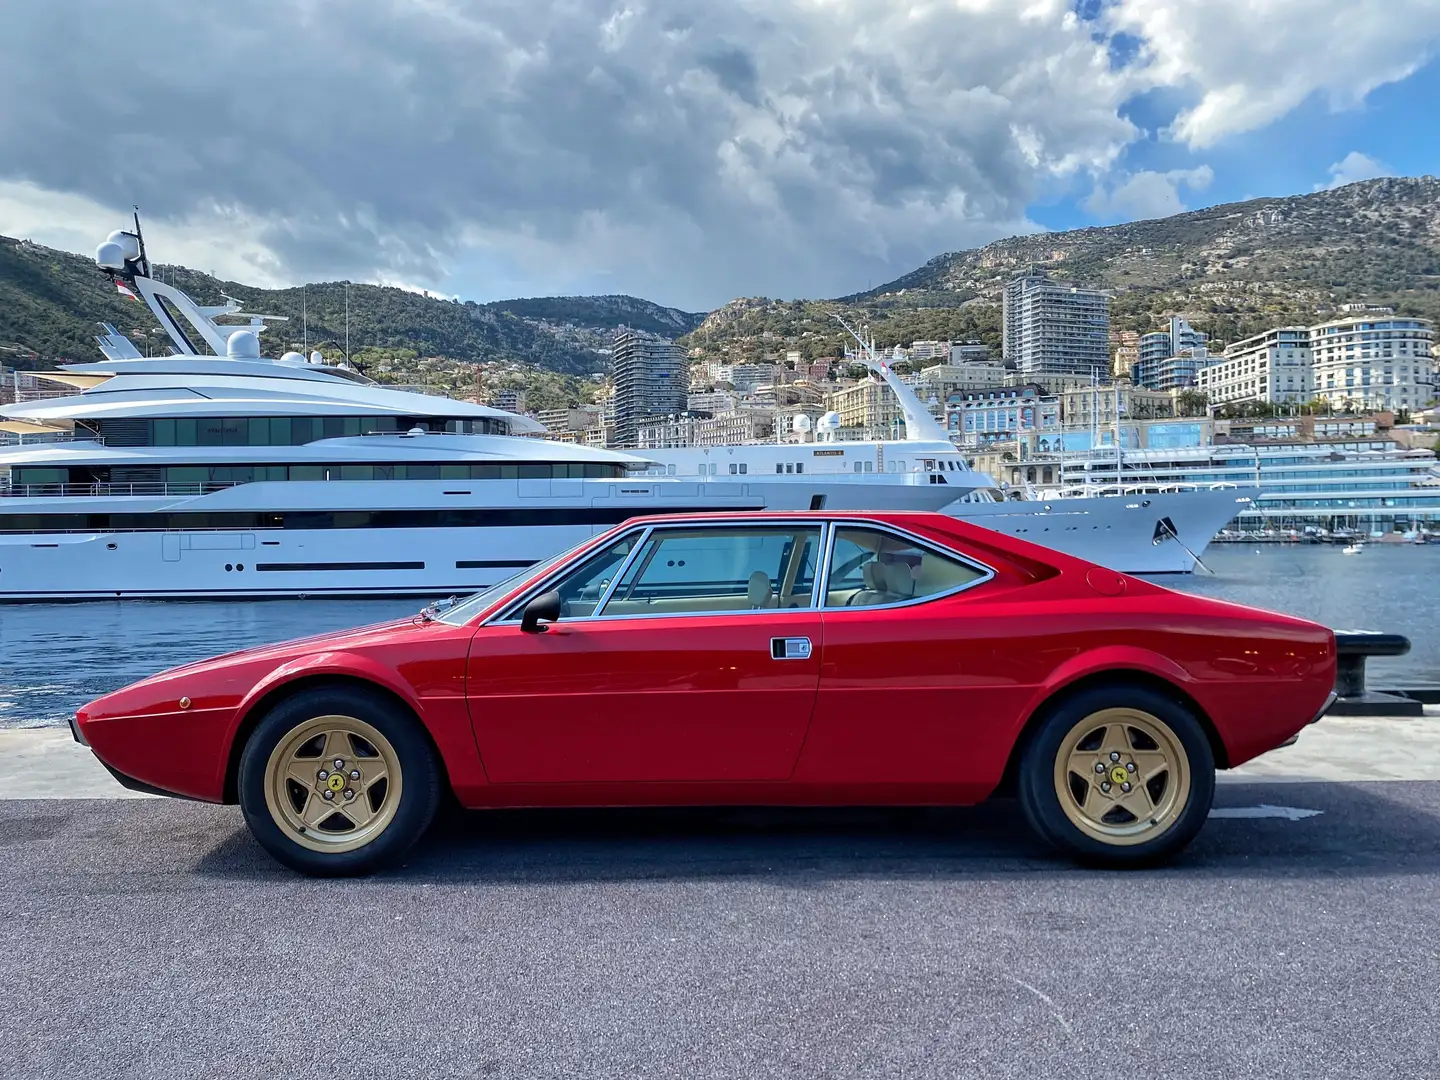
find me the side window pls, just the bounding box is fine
[544,535,639,618]
[824,527,988,609]
[598,527,823,617]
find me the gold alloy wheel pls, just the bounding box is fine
[262,714,403,854]
[1052,708,1192,846]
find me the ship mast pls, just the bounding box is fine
[829,313,952,443]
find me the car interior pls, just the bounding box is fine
[519,524,991,621]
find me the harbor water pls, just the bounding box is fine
[1,544,1436,729]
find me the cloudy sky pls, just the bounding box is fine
[1,0,1438,311]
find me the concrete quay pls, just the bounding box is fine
[3,711,1439,1080]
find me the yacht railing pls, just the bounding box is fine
[0,481,246,499]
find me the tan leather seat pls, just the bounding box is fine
[881,561,916,600]
[847,561,891,606]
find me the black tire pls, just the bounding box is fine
[238,685,442,876]
[1016,683,1215,867]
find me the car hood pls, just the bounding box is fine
[79,616,442,721]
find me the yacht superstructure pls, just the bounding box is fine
[0,223,972,600]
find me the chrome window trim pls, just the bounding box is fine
[484,524,651,626]
[814,519,996,612]
[485,518,828,626]
[588,525,654,615]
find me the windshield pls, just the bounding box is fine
[433,535,600,625]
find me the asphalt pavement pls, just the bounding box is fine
[2,779,1439,1079]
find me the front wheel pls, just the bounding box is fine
[1016,684,1215,866]
[238,686,441,876]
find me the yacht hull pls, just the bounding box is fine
[0,477,958,600]
[947,487,1250,574]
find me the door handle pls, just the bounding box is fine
[770,637,812,660]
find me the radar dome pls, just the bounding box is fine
[791,414,812,433]
[226,330,261,360]
[104,230,142,263]
[279,351,307,366]
[816,411,841,432]
[95,242,127,270]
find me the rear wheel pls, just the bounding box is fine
[238,686,441,876]
[1017,684,1215,866]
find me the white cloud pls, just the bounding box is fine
[0,0,1435,307]
[1084,165,1214,221]
[0,0,1138,307]
[1105,0,1440,148]
[1315,150,1394,190]
[0,180,290,288]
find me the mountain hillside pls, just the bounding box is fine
[5,176,1439,377]
[683,176,1440,358]
[0,237,703,374]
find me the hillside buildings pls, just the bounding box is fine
[1002,272,1110,380]
[1194,317,1434,412]
[1132,317,1211,391]
[611,332,687,447]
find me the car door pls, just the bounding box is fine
[465,522,824,784]
[796,523,1022,790]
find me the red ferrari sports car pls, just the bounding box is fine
[74,511,1337,875]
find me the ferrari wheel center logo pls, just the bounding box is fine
[327,773,347,793]
[1109,766,1129,786]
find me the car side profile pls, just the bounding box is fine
[73,511,1338,875]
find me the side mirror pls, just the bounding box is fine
[520,590,562,633]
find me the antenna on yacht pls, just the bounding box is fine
[828,312,951,443]
[131,207,151,280]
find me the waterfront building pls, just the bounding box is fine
[724,363,780,394]
[1002,272,1110,379]
[907,340,951,362]
[1309,315,1434,413]
[1032,416,1440,531]
[1133,317,1212,390]
[611,333,687,447]
[945,384,1060,449]
[686,390,739,415]
[1058,383,1177,430]
[535,405,603,440]
[1110,330,1140,380]
[911,362,1009,404]
[950,342,992,364]
[824,377,904,440]
[489,388,525,414]
[1196,327,1313,406]
[636,407,778,449]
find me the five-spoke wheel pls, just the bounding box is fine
[1018,684,1215,865]
[239,686,441,876]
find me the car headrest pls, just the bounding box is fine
[882,561,915,597]
[747,570,774,608]
[861,561,885,590]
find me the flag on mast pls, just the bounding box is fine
[116,281,140,301]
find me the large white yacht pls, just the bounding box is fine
[0,224,976,600]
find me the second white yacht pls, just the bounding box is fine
[640,325,1252,574]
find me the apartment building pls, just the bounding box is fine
[824,377,903,440]
[1309,316,1434,412]
[945,384,1059,448]
[1196,327,1313,406]
[611,332,687,447]
[1002,272,1110,379]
